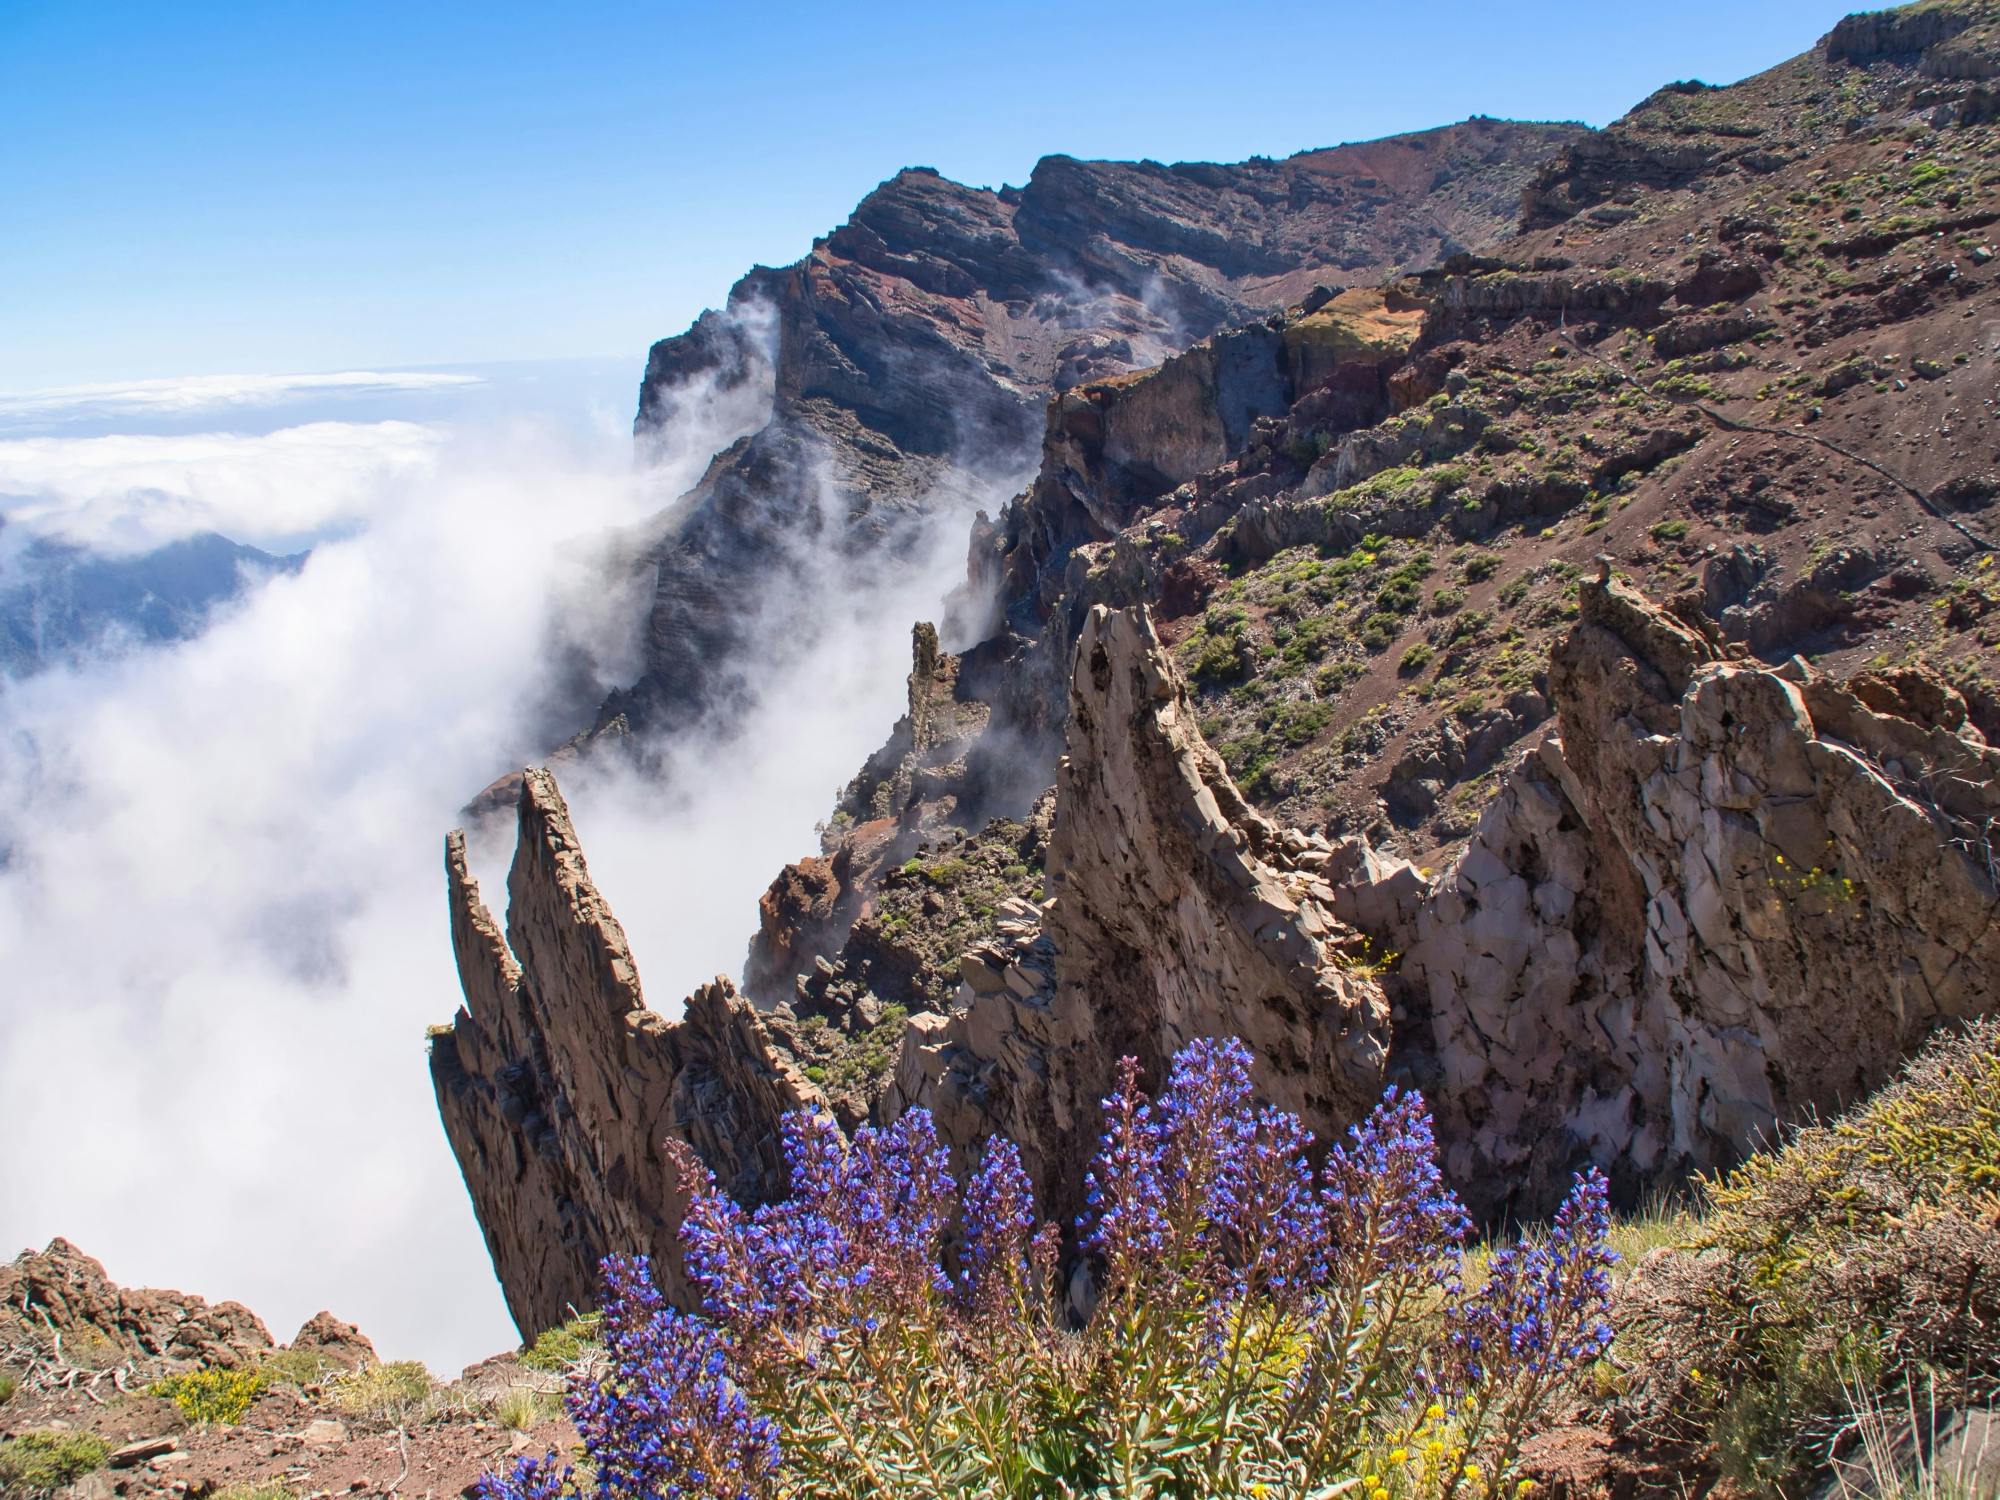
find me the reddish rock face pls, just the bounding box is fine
[0,1238,274,1374]
[745,855,843,1003]
[429,771,819,1338]
[288,1309,378,1370]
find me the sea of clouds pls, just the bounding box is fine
[0,360,988,1372]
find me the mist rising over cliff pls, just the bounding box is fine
[0,360,984,1371]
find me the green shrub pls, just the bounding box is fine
[1617,1021,2000,1491]
[216,1484,299,1500]
[331,1360,435,1424]
[152,1367,269,1425]
[1274,700,1332,746]
[1188,629,1249,686]
[0,1372,16,1404]
[1399,642,1436,677]
[0,1431,111,1494]
[1359,612,1403,651]
[521,1313,602,1372]
[1650,519,1691,542]
[257,1347,335,1390]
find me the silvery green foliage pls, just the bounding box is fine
[480,1036,1615,1500]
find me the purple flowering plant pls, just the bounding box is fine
[478,1035,1615,1500]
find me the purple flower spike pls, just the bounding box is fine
[569,1255,781,1500]
[1321,1086,1470,1291]
[1449,1167,1618,1387]
[961,1136,1036,1319]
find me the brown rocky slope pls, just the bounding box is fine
[433,0,2000,1341]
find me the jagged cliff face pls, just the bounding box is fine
[1351,579,2000,1213]
[884,606,1391,1235]
[608,122,1586,740]
[436,3,2000,1337]
[430,770,817,1336]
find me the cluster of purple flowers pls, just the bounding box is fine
[1078,1040,1478,1312]
[1449,1166,1618,1385]
[958,1136,1039,1320]
[478,1255,778,1500]
[477,1034,1619,1498]
[673,1108,956,1343]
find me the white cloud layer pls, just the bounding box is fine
[0,370,482,423]
[0,422,444,555]
[0,341,1003,1377]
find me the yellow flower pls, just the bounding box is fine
[1688,1367,1703,1383]
[1372,1491,1390,1500]
[1426,1403,1445,1422]
[1251,1487,1268,1498]
[1387,1449,1409,1467]
[1427,1440,1447,1456]
[1518,1482,1537,1496]
[1465,1465,1481,1482]
[1365,1478,1381,1488]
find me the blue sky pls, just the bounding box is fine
[3,0,1866,388]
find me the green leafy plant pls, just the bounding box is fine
[521,1313,603,1372]
[0,1431,111,1495]
[152,1367,269,1425]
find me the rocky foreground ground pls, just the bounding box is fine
[0,1241,571,1500]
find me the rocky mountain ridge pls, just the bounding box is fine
[432,0,2000,1345]
[595,120,1586,744]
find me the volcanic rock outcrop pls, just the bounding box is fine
[1351,578,2000,1214]
[0,1239,372,1378]
[429,771,817,1336]
[883,605,1392,1230]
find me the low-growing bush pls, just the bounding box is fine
[0,1371,16,1404]
[257,1346,335,1390]
[331,1360,435,1424]
[1616,1020,2000,1492]
[152,1367,269,1425]
[521,1313,603,1372]
[480,1036,1615,1499]
[0,1431,111,1495]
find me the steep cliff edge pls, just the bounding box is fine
[429,770,818,1336]
[438,2,2000,1333]
[606,122,1586,741]
[883,605,1391,1235]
